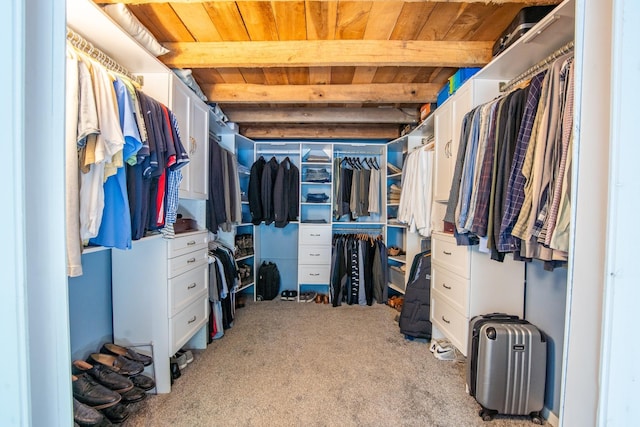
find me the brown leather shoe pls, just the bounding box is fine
[315,293,323,303]
[323,294,330,304]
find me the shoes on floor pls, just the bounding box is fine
[315,293,324,303]
[323,294,330,304]
[101,343,153,366]
[299,291,317,302]
[130,373,155,391]
[171,352,188,370]
[100,402,130,424]
[429,338,451,353]
[72,375,121,410]
[280,290,298,301]
[176,349,194,364]
[73,397,105,426]
[88,353,144,376]
[170,361,181,383]
[72,360,134,393]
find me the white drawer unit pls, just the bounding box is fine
[298,245,332,264]
[299,225,332,246]
[169,265,208,317]
[112,230,209,393]
[431,265,469,314]
[430,231,524,357]
[431,296,468,354]
[169,297,209,356]
[298,265,331,284]
[432,233,470,278]
[297,225,332,294]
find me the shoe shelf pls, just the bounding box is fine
[235,253,254,262]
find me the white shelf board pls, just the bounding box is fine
[67,0,167,75]
[475,0,575,82]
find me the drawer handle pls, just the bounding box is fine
[187,283,197,289]
[187,240,196,246]
[442,283,452,290]
[188,315,197,324]
[441,315,451,324]
[187,257,196,264]
[310,253,320,256]
[443,250,452,256]
[310,273,320,276]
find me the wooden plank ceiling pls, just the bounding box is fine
[97,0,561,139]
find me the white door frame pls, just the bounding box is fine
[1,0,71,425]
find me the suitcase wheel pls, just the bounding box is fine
[478,408,496,422]
[530,412,543,425]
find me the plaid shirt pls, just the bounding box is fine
[497,72,547,251]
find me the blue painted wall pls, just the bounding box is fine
[524,260,568,415]
[68,249,113,361]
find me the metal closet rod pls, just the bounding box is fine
[332,225,385,231]
[66,27,143,86]
[334,152,382,157]
[500,40,574,93]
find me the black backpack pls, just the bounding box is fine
[399,250,432,339]
[257,261,280,301]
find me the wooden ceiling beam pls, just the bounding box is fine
[102,0,559,5]
[224,107,419,124]
[161,40,492,68]
[240,124,400,140]
[203,83,439,104]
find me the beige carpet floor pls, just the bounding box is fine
[121,299,542,427]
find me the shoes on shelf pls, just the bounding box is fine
[388,247,401,256]
[130,374,155,391]
[100,402,130,424]
[88,353,145,376]
[100,343,153,366]
[171,352,188,370]
[73,397,105,426]
[118,386,147,404]
[72,360,134,393]
[72,375,121,410]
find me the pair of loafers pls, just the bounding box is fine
[73,397,133,426]
[101,343,153,366]
[88,353,144,377]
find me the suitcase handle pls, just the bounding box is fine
[481,312,519,320]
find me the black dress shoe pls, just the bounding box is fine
[130,373,155,391]
[88,353,144,376]
[119,386,147,404]
[101,343,153,366]
[73,360,134,393]
[100,402,130,424]
[73,397,105,426]
[72,375,121,410]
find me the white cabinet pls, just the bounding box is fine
[111,230,209,393]
[433,102,453,202]
[430,232,524,356]
[171,78,209,200]
[433,80,500,203]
